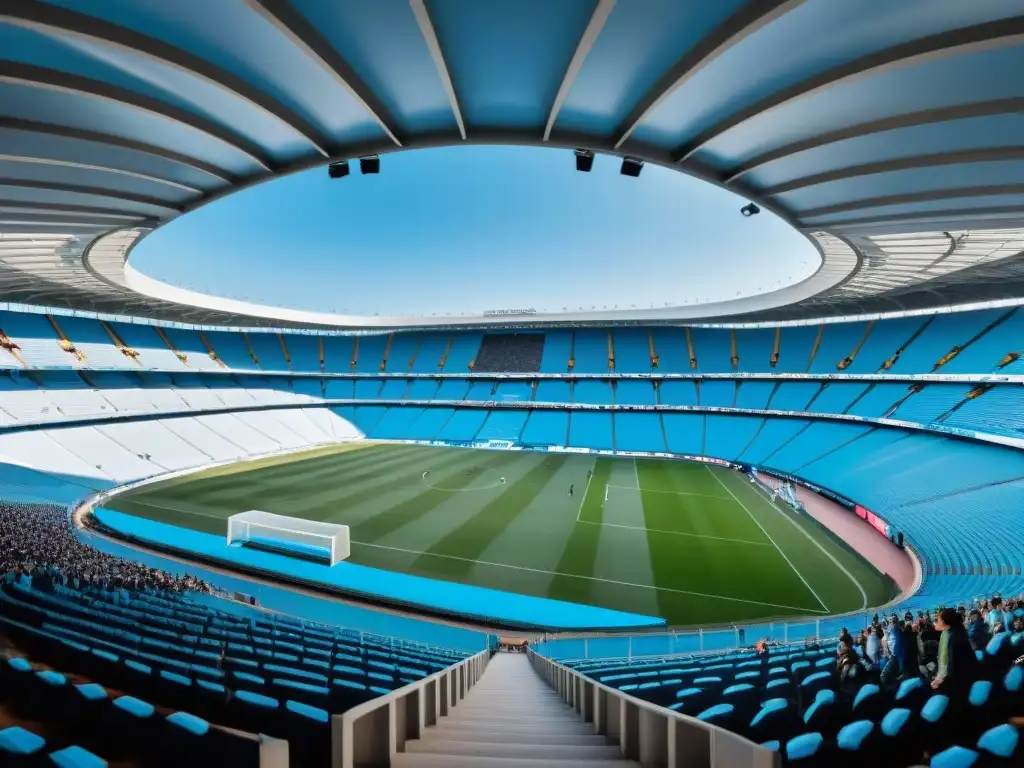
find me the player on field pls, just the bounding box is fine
[568,484,574,497]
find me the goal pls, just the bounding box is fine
[226,510,350,566]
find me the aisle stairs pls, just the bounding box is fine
[395,652,638,767]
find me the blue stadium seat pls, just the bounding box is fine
[977,723,1020,762]
[159,711,211,768]
[747,698,794,744]
[47,745,107,768]
[0,726,47,767]
[836,719,876,761]
[785,732,824,763]
[106,695,157,760]
[284,700,331,767]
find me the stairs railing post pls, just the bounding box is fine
[439,670,449,717]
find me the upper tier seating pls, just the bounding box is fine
[0,305,1020,376]
[471,333,544,373]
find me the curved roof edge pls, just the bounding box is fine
[112,230,847,329]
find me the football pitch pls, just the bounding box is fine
[106,443,898,626]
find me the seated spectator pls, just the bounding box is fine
[837,640,866,695]
[987,596,1007,635]
[931,607,978,696]
[0,501,209,596]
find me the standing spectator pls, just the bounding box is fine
[932,608,978,696]
[865,625,883,665]
[987,596,1006,635]
[967,608,990,651]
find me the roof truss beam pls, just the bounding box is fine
[613,0,804,149]
[674,15,1024,164]
[246,0,403,147]
[0,178,183,212]
[0,153,203,195]
[0,62,277,171]
[409,0,466,141]
[799,183,1024,219]
[0,0,333,158]
[544,0,616,141]
[811,205,1024,229]
[762,146,1024,197]
[724,97,1024,184]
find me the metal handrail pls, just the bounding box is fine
[530,650,779,768]
[331,648,490,768]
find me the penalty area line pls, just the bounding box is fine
[605,484,732,500]
[350,540,827,614]
[704,463,831,614]
[745,478,869,612]
[575,456,596,523]
[575,519,772,546]
[110,498,227,520]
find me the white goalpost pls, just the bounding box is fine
[226,510,350,566]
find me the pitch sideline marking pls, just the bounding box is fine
[114,497,825,614]
[745,479,869,611]
[575,456,597,523]
[575,519,771,546]
[605,484,732,500]
[704,463,831,613]
[352,540,828,614]
[116,498,226,519]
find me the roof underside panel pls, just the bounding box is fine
[0,0,1019,327]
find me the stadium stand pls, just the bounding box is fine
[0,306,1023,765]
[471,333,541,373]
[550,600,1023,767]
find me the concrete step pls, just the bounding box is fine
[421,728,606,746]
[405,740,625,761]
[434,719,596,737]
[460,708,581,720]
[448,709,580,721]
[394,755,639,768]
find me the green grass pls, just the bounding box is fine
[107,443,899,626]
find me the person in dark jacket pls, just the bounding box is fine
[932,607,978,695]
[967,608,990,651]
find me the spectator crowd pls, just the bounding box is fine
[825,596,1024,700]
[0,500,209,595]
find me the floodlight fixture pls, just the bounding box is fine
[327,160,349,179]
[740,203,761,217]
[574,149,594,172]
[360,155,380,174]
[620,157,644,177]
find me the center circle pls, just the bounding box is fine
[421,466,507,492]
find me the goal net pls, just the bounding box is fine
[226,510,350,566]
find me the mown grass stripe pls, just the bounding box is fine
[414,454,565,578]
[350,450,517,542]
[547,456,605,605]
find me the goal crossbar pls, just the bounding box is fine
[227,510,350,566]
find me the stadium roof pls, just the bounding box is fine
[3,0,1024,328]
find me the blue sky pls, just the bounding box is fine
[133,146,817,317]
